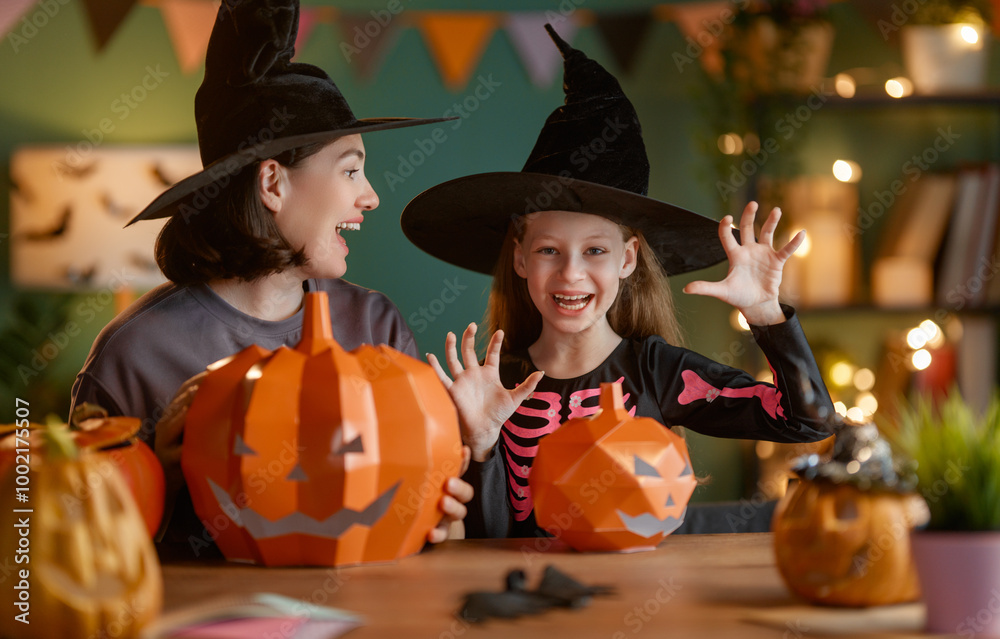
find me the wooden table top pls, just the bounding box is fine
[160,533,930,638]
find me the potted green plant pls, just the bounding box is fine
[726,0,834,95]
[882,391,1000,636]
[900,0,993,93]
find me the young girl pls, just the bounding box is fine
[401,26,833,538]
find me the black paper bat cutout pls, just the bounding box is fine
[53,159,98,180]
[150,163,177,187]
[20,206,71,241]
[458,565,615,623]
[65,263,97,287]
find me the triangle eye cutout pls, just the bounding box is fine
[666,494,675,507]
[334,435,364,455]
[634,455,661,478]
[679,462,693,477]
[233,433,257,456]
[287,463,309,482]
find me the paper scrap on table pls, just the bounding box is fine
[140,592,363,639]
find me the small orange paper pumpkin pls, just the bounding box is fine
[182,291,463,566]
[0,407,165,536]
[773,480,926,606]
[529,383,697,552]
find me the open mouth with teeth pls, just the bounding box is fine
[552,293,593,311]
[336,222,360,233]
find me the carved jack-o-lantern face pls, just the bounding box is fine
[182,292,463,567]
[529,383,697,552]
[773,480,925,607]
[0,410,164,536]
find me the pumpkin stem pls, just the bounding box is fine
[598,383,625,414]
[299,291,340,355]
[70,402,109,429]
[41,420,79,461]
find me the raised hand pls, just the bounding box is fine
[428,323,544,463]
[682,201,804,326]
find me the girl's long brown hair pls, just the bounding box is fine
[486,218,684,352]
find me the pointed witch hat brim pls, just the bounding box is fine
[127,0,454,226]
[400,25,728,276]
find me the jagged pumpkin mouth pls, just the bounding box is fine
[207,478,401,539]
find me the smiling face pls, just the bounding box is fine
[513,210,638,339]
[263,134,378,279]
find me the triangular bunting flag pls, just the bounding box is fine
[659,2,731,76]
[159,0,220,74]
[506,13,578,88]
[595,11,654,75]
[81,0,140,52]
[418,12,501,91]
[0,0,38,48]
[294,6,324,59]
[338,14,402,81]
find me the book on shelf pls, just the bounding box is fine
[871,171,957,308]
[936,164,998,308]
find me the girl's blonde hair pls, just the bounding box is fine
[486,216,684,352]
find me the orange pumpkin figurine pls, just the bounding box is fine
[182,291,463,566]
[529,382,697,552]
[0,405,165,536]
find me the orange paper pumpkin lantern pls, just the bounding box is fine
[529,383,697,552]
[0,407,165,536]
[182,291,463,566]
[773,479,925,607]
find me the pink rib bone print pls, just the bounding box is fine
[504,391,561,520]
[677,369,784,419]
[567,376,636,419]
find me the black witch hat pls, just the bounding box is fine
[400,25,727,276]
[127,0,453,225]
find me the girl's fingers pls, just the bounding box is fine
[427,522,448,544]
[511,370,545,405]
[458,446,472,476]
[461,323,478,368]
[717,215,741,254]
[776,229,806,262]
[740,201,759,245]
[483,329,505,368]
[444,331,464,376]
[426,353,452,389]
[759,207,781,247]
[446,475,474,504]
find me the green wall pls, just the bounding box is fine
[3,1,997,502]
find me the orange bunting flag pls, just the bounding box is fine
[661,2,732,76]
[159,0,220,74]
[417,13,501,91]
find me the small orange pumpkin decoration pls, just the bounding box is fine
[529,383,697,552]
[0,405,165,536]
[0,423,162,638]
[182,291,463,566]
[772,420,928,607]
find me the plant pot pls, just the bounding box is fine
[911,531,1000,636]
[731,17,834,94]
[901,25,990,94]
